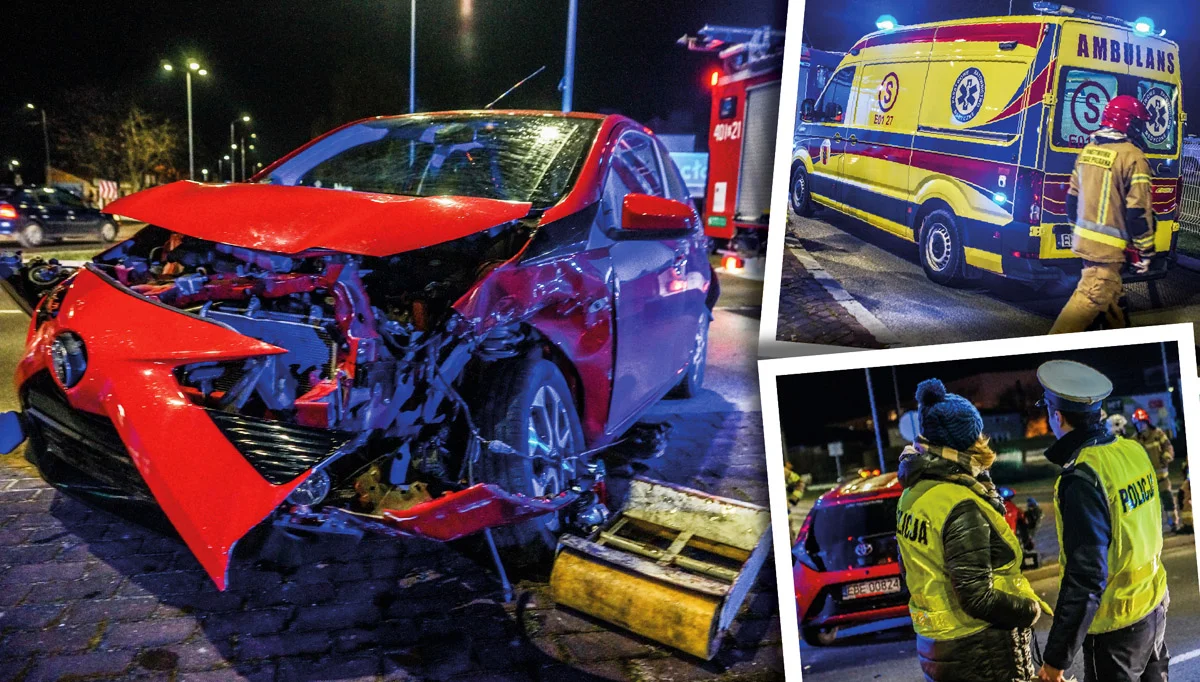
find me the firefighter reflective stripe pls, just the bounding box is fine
[1054,438,1167,635]
[897,479,1050,641]
[1131,173,1153,188]
[1097,170,1113,225]
[1074,218,1128,248]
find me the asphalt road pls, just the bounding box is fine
[798,541,1200,681]
[785,211,1200,346]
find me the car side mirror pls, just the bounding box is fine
[800,98,817,122]
[619,193,694,236]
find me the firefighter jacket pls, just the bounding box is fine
[1135,426,1174,479]
[1067,130,1156,264]
[1043,425,1168,670]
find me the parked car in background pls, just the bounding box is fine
[793,471,1033,645]
[0,186,118,247]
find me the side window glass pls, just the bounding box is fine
[600,154,638,230]
[814,66,856,124]
[614,133,665,197]
[37,191,58,206]
[657,141,691,202]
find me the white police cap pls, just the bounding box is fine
[1036,360,1113,412]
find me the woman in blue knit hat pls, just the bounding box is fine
[895,379,1050,682]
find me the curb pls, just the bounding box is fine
[1176,253,1200,273]
[785,244,902,347]
[1024,532,1195,582]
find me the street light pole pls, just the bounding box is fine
[409,0,417,113]
[865,368,887,473]
[561,0,578,112]
[240,136,246,181]
[186,70,196,179]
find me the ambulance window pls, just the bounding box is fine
[718,96,738,120]
[1055,68,1118,149]
[1136,80,1178,155]
[814,66,856,124]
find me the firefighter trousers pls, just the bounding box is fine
[1050,262,1126,334]
[1082,600,1169,682]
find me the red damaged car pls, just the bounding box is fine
[0,111,714,590]
[794,472,1034,646]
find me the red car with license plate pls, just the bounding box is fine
[793,471,1025,646]
[0,111,714,591]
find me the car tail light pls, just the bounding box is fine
[0,203,17,220]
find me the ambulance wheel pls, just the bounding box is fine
[790,165,814,217]
[919,209,966,286]
[802,625,839,646]
[477,355,584,567]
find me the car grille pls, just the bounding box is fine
[205,410,356,485]
[21,371,154,502]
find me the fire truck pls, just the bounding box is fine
[682,26,842,273]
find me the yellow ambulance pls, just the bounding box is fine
[789,3,1183,286]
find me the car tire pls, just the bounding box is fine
[98,221,118,243]
[476,355,584,567]
[790,165,814,217]
[666,312,709,399]
[802,625,839,646]
[17,221,44,248]
[918,208,967,286]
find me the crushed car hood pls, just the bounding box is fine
[105,181,533,257]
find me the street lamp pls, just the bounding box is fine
[25,102,50,184]
[201,168,209,181]
[8,159,19,173]
[230,115,251,181]
[163,59,208,179]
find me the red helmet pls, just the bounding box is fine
[1132,408,1151,423]
[1101,95,1151,134]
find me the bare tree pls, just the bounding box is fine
[54,89,181,190]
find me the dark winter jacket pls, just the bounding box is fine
[898,449,1041,682]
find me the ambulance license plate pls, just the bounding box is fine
[1057,232,1072,249]
[842,577,901,600]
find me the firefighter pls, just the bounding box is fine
[1036,361,1169,682]
[896,378,1048,682]
[1049,95,1156,335]
[784,460,805,506]
[1132,408,1179,532]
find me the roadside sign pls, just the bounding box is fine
[898,411,920,443]
[668,151,709,199]
[828,441,844,457]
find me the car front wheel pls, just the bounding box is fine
[802,625,839,646]
[477,355,583,566]
[17,221,44,248]
[98,221,118,242]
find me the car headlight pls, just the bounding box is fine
[286,468,331,507]
[50,332,87,389]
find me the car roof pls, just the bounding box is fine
[383,109,612,121]
[816,471,902,507]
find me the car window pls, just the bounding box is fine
[56,191,86,208]
[657,140,691,203]
[813,66,856,124]
[265,114,600,209]
[35,191,58,206]
[612,132,665,197]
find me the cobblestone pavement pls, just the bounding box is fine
[0,410,782,682]
[774,235,886,348]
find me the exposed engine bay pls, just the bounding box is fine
[4,219,614,551]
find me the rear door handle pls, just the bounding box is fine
[849,135,858,145]
[834,133,842,141]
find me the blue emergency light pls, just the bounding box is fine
[875,15,898,31]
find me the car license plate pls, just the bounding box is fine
[842,577,902,600]
[1057,232,1072,250]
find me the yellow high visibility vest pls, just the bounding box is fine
[1055,437,1167,634]
[897,479,1050,640]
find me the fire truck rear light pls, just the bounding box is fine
[709,70,720,87]
[722,255,744,271]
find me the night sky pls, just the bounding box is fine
[775,342,1182,446]
[0,0,784,184]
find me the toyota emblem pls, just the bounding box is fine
[854,541,873,557]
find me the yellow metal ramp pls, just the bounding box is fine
[549,476,771,660]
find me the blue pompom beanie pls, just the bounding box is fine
[916,378,983,452]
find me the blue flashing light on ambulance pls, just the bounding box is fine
[789,3,1183,288]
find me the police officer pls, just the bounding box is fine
[896,379,1048,682]
[1050,96,1157,334]
[1036,361,1169,682]
[1133,407,1179,532]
